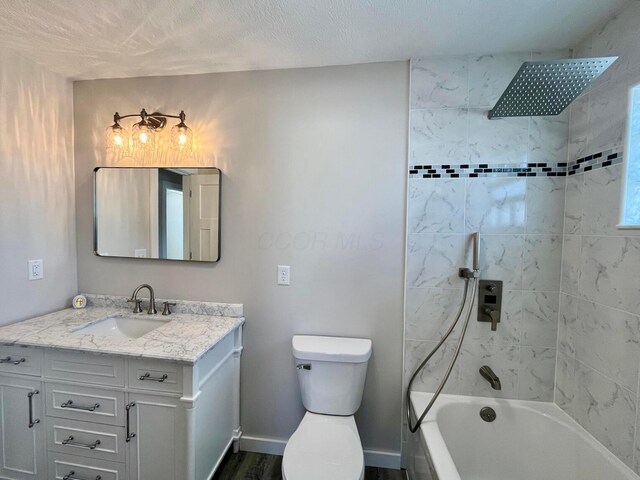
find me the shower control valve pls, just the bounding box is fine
[478,279,503,332]
[484,307,500,331]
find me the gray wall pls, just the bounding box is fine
[95,169,152,257]
[73,62,408,455]
[404,50,569,459]
[0,48,76,325]
[557,1,640,473]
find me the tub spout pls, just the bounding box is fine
[479,365,501,390]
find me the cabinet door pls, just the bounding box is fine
[127,393,185,480]
[0,376,45,480]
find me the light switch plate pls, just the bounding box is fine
[28,259,44,281]
[278,265,290,285]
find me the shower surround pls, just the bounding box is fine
[556,1,640,473]
[403,50,570,458]
[405,2,640,474]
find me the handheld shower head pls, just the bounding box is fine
[472,232,480,272]
[459,232,481,279]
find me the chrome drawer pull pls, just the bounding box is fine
[27,390,40,428]
[63,471,102,480]
[139,372,168,382]
[61,400,100,412]
[0,356,26,365]
[126,402,136,442]
[62,435,101,450]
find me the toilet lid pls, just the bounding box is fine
[283,413,364,480]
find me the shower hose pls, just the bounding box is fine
[406,275,478,433]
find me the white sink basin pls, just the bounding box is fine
[73,315,169,339]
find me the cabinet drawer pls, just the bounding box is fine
[44,350,125,386]
[128,359,182,394]
[0,345,42,376]
[46,383,125,426]
[48,418,126,463]
[49,452,126,480]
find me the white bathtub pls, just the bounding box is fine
[408,392,640,480]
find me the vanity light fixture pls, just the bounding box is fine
[170,112,193,151]
[105,115,127,151]
[106,109,193,152]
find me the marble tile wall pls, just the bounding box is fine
[405,50,570,414]
[555,2,640,474]
[403,51,571,463]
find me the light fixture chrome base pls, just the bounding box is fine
[144,113,167,130]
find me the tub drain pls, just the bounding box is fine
[480,407,496,422]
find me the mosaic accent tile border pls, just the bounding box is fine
[409,148,625,179]
[409,162,568,179]
[567,147,624,176]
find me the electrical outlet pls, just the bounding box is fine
[28,259,44,281]
[277,265,290,286]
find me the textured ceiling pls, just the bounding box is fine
[0,0,631,80]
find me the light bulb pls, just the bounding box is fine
[171,120,192,150]
[106,122,128,152]
[131,121,155,151]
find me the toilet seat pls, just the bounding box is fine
[282,412,364,480]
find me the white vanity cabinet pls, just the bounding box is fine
[127,392,186,480]
[0,376,46,480]
[0,325,242,480]
[0,346,46,480]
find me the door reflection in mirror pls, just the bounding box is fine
[94,167,220,262]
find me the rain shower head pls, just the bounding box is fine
[487,57,617,119]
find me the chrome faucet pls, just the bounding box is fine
[479,365,501,390]
[129,284,157,314]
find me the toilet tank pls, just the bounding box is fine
[292,335,372,416]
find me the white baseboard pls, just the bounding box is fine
[239,435,401,469]
[364,449,402,469]
[239,435,287,456]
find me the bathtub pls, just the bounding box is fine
[407,392,639,480]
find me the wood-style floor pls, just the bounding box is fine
[213,451,406,480]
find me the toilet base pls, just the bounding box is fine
[282,411,364,480]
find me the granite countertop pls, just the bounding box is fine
[0,294,244,364]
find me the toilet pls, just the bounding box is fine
[282,335,372,480]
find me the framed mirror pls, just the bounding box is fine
[94,167,220,262]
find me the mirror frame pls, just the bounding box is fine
[93,166,221,263]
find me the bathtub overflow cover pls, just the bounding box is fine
[480,407,497,422]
